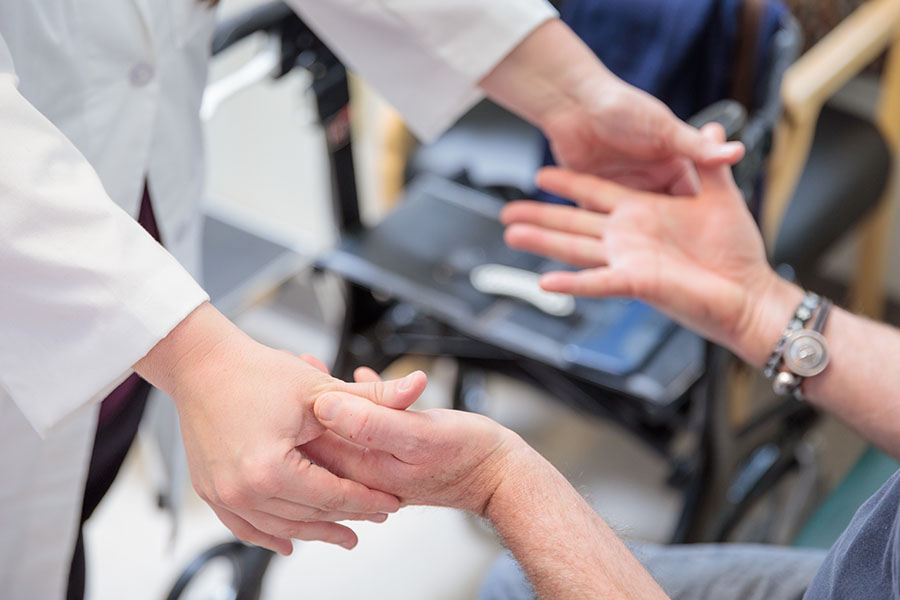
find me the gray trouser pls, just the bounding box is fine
[479,542,827,600]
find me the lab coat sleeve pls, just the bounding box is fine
[283,0,558,141]
[0,61,209,435]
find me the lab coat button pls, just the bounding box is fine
[129,62,155,87]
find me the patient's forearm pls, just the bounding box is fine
[803,306,900,457]
[738,276,900,458]
[486,443,669,600]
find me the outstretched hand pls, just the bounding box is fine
[502,124,789,366]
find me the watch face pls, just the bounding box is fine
[783,330,829,377]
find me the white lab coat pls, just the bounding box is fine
[0,1,556,598]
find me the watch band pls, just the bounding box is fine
[763,291,820,379]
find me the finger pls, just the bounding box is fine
[671,120,745,166]
[335,370,427,410]
[501,201,607,237]
[314,391,434,462]
[298,354,331,374]
[504,224,608,268]
[258,497,391,523]
[539,269,630,299]
[210,504,294,556]
[536,167,631,213]
[696,123,741,193]
[353,366,382,383]
[279,450,401,514]
[302,431,399,490]
[286,521,359,549]
[234,508,360,549]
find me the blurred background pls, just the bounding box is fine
[83,0,900,598]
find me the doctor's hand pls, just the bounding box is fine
[133,302,427,555]
[305,367,525,517]
[480,19,744,195]
[502,125,801,368]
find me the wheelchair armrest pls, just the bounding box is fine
[764,0,900,243]
[781,0,900,125]
[688,100,768,202]
[687,99,747,139]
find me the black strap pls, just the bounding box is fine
[731,0,768,110]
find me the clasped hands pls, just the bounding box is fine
[137,305,523,556]
[137,87,768,556]
[178,124,777,558]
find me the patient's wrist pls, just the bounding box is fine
[483,440,553,523]
[732,274,805,369]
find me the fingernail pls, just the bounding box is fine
[716,142,743,157]
[341,540,356,550]
[317,395,341,421]
[706,145,731,160]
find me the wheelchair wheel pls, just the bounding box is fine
[673,346,824,544]
[720,440,824,544]
[165,542,274,600]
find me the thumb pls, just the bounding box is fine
[314,392,431,460]
[670,119,744,167]
[696,123,740,192]
[336,370,427,410]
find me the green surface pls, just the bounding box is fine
[793,447,900,549]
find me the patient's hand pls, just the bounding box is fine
[304,367,523,516]
[502,125,796,367]
[306,369,672,600]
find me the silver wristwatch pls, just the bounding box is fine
[768,293,832,399]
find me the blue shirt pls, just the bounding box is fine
[805,469,900,598]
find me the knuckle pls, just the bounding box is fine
[191,479,211,503]
[243,463,281,498]
[320,488,348,512]
[295,455,315,476]
[215,477,249,508]
[274,521,300,539]
[319,494,341,512]
[304,508,328,521]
